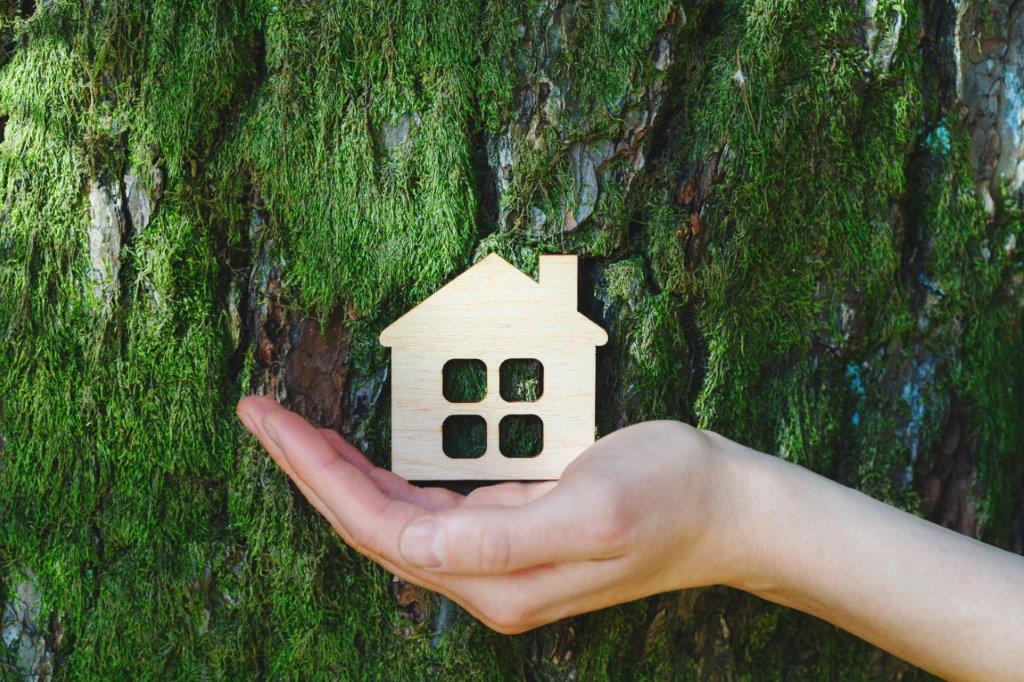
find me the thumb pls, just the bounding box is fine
[397,487,627,574]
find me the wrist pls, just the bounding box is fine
[698,432,786,593]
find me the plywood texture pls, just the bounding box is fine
[380,254,607,479]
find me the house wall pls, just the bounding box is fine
[390,342,598,480]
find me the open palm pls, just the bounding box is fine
[237,395,737,633]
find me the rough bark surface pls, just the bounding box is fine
[0,1,1021,679]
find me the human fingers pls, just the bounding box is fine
[317,428,463,511]
[238,397,587,618]
[441,552,650,634]
[239,396,435,569]
[240,400,491,602]
[258,406,427,563]
[238,397,460,513]
[462,481,557,508]
[239,398,641,633]
[238,396,320,491]
[397,476,631,575]
[316,428,374,472]
[238,397,384,548]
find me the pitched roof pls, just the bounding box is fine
[380,253,607,347]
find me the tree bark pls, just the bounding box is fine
[1,0,1021,678]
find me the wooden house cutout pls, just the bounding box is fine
[380,253,608,480]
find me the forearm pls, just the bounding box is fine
[240,399,1023,656]
[716,438,1024,680]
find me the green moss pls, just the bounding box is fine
[223,1,484,316]
[600,257,690,425]
[477,0,679,236]
[497,358,543,403]
[680,0,917,454]
[1,0,1021,678]
[0,12,240,676]
[443,359,488,403]
[908,116,1024,543]
[1,2,697,676]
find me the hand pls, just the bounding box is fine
[236,396,1024,678]
[236,396,751,633]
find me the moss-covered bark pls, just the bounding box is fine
[1,0,1021,678]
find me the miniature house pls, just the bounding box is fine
[380,253,608,480]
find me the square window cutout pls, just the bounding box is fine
[499,359,543,402]
[442,415,487,458]
[442,359,486,403]
[499,414,543,458]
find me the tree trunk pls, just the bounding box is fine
[1,0,1021,678]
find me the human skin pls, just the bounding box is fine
[237,395,1024,680]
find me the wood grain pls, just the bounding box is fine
[380,254,607,480]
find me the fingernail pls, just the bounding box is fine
[400,520,444,568]
[261,417,281,447]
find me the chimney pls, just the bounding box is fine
[538,255,578,309]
